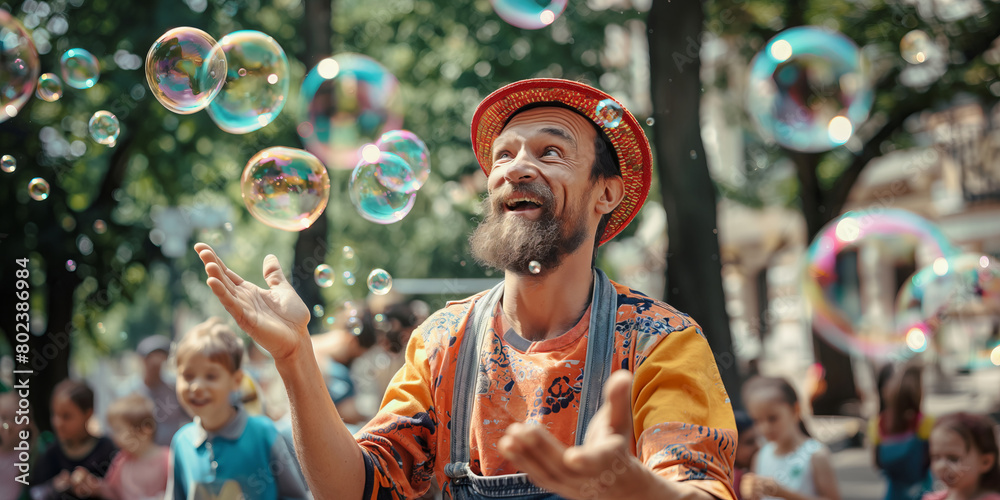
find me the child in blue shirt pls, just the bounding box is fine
[165,317,308,500]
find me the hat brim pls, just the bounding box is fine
[471,78,652,245]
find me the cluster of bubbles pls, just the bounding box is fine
[299,54,403,170]
[489,0,567,30]
[349,133,430,224]
[802,208,983,361]
[88,111,120,145]
[367,269,393,295]
[746,26,874,152]
[240,147,331,231]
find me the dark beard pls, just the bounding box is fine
[469,183,589,275]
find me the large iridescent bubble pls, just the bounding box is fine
[207,30,290,134]
[349,151,416,224]
[896,254,1000,367]
[804,208,959,360]
[375,130,430,189]
[0,10,39,123]
[747,26,873,152]
[299,53,403,170]
[145,27,227,115]
[60,48,100,89]
[241,147,331,231]
[490,0,567,30]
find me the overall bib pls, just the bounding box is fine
[444,269,618,500]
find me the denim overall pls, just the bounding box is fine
[444,269,618,500]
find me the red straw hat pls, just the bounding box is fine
[471,78,652,245]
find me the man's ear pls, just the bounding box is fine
[595,176,625,215]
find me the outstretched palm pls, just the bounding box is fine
[195,243,311,361]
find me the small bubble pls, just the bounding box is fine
[1,155,15,173]
[645,117,655,126]
[313,304,325,317]
[367,268,393,295]
[689,150,698,159]
[65,260,77,271]
[528,261,541,274]
[314,264,334,287]
[28,178,50,200]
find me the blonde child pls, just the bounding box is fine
[923,412,1000,500]
[740,376,841,500]
[166,317,307,500]
[29,380,117,500]
[75,393,169,499]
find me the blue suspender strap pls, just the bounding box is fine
[574,268,618,445]
[446,281,505,483]
[444,269,618,480]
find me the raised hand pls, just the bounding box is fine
[498,370,649,500]
[195,243,311,361]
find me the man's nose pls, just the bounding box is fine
[501,150,539,184]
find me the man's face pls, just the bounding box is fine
[469,107,601,274]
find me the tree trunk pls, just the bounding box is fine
[648,1,742,409]
[792,152,859,416]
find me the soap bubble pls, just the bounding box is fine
[747,26,873,152]
[65,260,77,272]
[35,73,63,102]
[900,30,932,65]
[88,110,120,145]
[896,254,1000,367]
[240,147,331,231]
[340,246,359,272]
[1,154,14,173]
[349,151,417,224]
[314,264,334,287]
[367,269,392,295]
[528,261,541,274]
[375,130,431,190]
[299,53,403,170]
[145,27,227,114]
[0,11,40,123]
[60,48,100,89]
[490,0,567,30]
[93,219,107,234]
[312,304,325,317]
[804,209,959,360]
[595,99,624,128]
[207,30,290,134]
[28,177,50,201]
[645,117,655,126]
[344,271,356,286]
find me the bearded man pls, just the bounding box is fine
[196,79,737,500]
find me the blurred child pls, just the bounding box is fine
[869,364,934,500]
[133,334,190,446]
[29,380,117,500]
[734,410,760,500]
[740,376,841,500]
[923,412,1000,500]
[2,391,36,500]
[75,394,169,500]
[166,317,307,500]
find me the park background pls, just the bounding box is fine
[2,0,1000,496]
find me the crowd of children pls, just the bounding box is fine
[5,302,1000,499]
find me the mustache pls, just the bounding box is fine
[487,182,555,213]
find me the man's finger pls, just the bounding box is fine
[564,434,629,473]
[603,370,633,437]
[196,243,245,286]
[503,424,573,484]
[262,254,289,289]
[204,262,238,295]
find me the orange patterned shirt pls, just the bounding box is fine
[356,281,737,499]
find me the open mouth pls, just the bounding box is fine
[503,196,543,213]
[187,396,211,407]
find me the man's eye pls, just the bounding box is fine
[496,151,511,160]
[542,147,560,157]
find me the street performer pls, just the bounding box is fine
[196,78,737,500]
